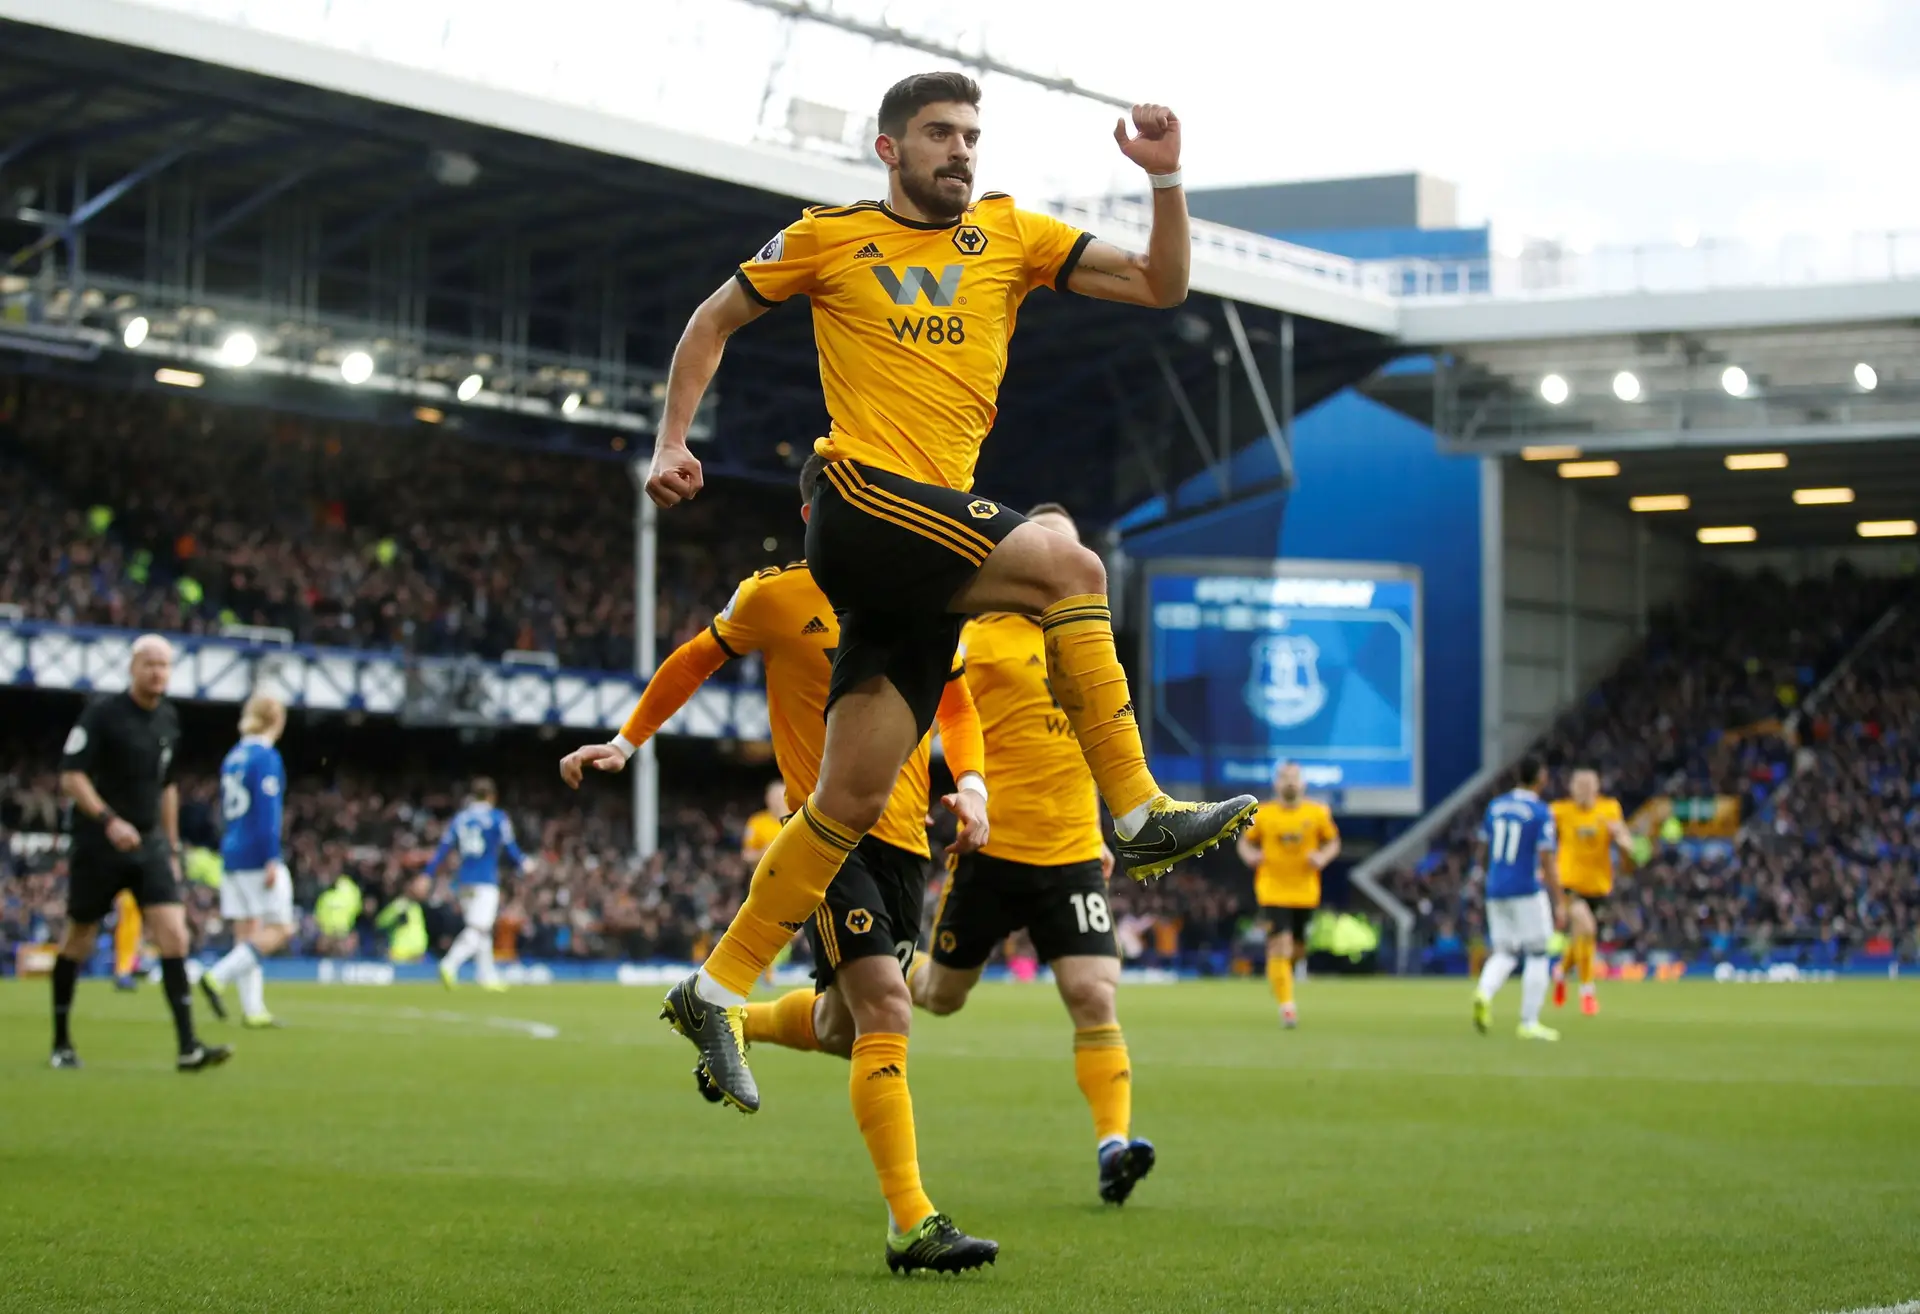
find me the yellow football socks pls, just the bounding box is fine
[703,799,860,999]
[1040,594,1159,820]
[849,1033,935,1232]
[1073,1025,1133,1143]
[745,987,819,1052]
[1575,934,1596,986]
[1268,954,1295,1007]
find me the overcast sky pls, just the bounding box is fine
[160,0,1920,249]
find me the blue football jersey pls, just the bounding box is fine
[1478,789,1556,899]
[219,736,286,872]
[430,802,526,886]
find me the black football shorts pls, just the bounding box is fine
[805,460,1025,736]
[931,851,1116,970]
[807,836,931,992]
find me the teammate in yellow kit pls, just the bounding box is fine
[1237,763,1340,1029]
[1549,767,1633,1015]
[741,781,785,864]
[741,780,788,986]
[559,455,996,1272]
[112,890,144,989]
[626,70,1257,1155]
[913,504,1153,1206]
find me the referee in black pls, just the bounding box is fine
[51,634,232,1072]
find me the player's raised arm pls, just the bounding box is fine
[560,627,734,787]
[1065,104,1188,309]
[646,279,770,508]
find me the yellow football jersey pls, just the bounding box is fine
[958,614,1102,866]
[741,809,783,857]
[1246,799,1339,910]
[1551,797,1624,896]
[709,561,944,858]
[734,193,1091,492]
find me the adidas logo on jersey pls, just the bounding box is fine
[1026,655,1044,667]
[853,241,883,259]
[802,616,829,635]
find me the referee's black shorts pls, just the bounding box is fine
[804,460,1025,736]
[66,836,181,925]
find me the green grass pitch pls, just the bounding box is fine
[3,977,1916,1313]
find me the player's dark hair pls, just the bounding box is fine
[1515,756,1544,788]
[878,72,982,138]
[1024,501,1073,521]
[799,452,828,504]
[472,776,497,803]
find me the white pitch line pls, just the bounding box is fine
[391,1007,559,1040]
[297,1002,559,1040]
[1817,1302,1920,1313]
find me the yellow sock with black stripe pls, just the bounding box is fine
[745,987,820,1051]
[1040,594,1159,822]
[850,1033,936,1232]
[1073,1024,1133,1143]
[703,798,861,999]
[1267,954,1295,1006]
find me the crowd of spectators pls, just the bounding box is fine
[1384,565,1918,968]
[0,727,1240,972]
[0,377,801,669]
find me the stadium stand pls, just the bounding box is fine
[0,378,802,668]
[1384,565,1917,970]
[0,720,1244,972]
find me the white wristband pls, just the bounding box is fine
[958,774,988,804]
[1148,168,1183,190]
[610,733,637,763]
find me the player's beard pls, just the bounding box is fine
[1279,787,1300,803]
[899,160,973,222]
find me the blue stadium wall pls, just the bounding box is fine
[1118,383,1484,809]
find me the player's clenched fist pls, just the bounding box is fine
[560,742,628,789]
[1113,103,1181,176]
[645,443,704,508]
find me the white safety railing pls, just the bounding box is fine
[1364,230,1920,302]
[1044,197,1399,302]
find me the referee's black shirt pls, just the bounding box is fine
[59,692,181,839]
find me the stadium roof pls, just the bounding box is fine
[0,0,1395,522]
[6,0,1920,538]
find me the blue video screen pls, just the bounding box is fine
[1144,567,1422,814]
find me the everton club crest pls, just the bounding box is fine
[1246,634,1327,729]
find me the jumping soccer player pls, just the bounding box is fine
[1472,756,1566,1042]
[1237,762,1340,1029]
[562,454,997,1272]
[51,635,232,1071]
[427,779,529,992]
[623,70,1257,1125]
[200,694,294,1028]
[910,503,1154,1205]
[1549,766,1633,1015]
